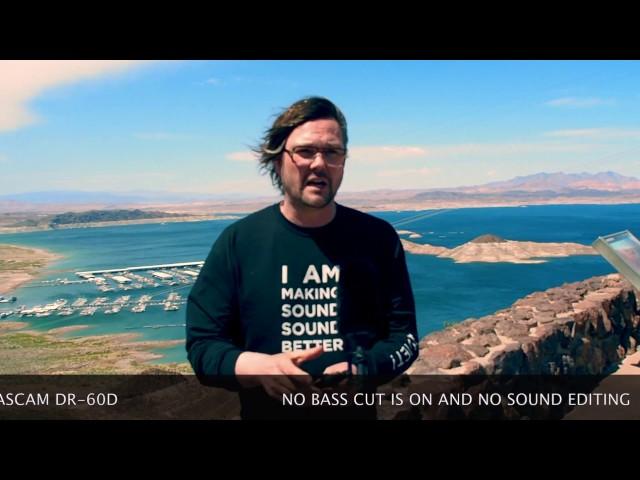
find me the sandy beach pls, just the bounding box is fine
[0,244,62,295]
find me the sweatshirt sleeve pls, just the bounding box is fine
[366,230,419,379]
[186,228,244,390]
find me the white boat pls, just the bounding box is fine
[115,295,131,305]
[163,302,179,311]
[104,305,122,314]
[131,303,147,313]
[79,306,98,316]
[72,297,88,307]
[57,308,74,316]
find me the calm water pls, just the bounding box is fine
[2,203,638,365]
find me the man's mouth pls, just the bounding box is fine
[305,178,328,189]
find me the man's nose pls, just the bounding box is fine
[309,152,330,169]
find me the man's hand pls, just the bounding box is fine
[315,362,358,392]
[323,362,356,375]
[235,346,324,399]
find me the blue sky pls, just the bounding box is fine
[1,60,639,197]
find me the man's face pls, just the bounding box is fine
[277,118,345,209]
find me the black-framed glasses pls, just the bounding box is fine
[283,146,347,167]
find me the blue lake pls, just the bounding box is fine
[1,203,638,365]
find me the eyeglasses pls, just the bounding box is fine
[283,146,347,167]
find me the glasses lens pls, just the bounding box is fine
[290,146,346,165]
[324,148,345,163]
[293,147,317,160]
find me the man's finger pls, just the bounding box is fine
[288,345,324,365]
[323,361,350,375]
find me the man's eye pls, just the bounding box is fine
[295,148,316,158]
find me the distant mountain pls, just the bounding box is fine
[458,171,640,194]
[0,191,150,204]
[2,172,639,215]
[0,190,266,205]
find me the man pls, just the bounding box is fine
[186,97,418,419]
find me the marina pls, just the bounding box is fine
[0,261,202,321]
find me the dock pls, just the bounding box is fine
[75,261,204,278]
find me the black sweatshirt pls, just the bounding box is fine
[186,203,418,417]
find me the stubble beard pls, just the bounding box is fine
[283,182,336,209]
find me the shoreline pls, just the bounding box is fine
[0,244,62,296]
[1,200,639,235]
[0,214,241,235]
[0,321,191,374]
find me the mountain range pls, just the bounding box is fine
[457,171,640,193]
[1,171,639,214]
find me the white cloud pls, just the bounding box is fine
[226,151,258,162]
[205,77,222,86]
[431,142,594,156]
[0,60,150,132]
[544,97,615,108]
[348,146,428,163]
[376,167,439,178]
[486,170,498,177]
[229,144,565,165]
[545,128,640,139]
[350,142,595,164]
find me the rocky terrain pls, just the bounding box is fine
[377,274,640,419]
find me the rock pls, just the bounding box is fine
[470,234,506,243]
[535,314,556,325]
[419,329,465,347]
[485,343,525,375]
[494,320,529,338]
[517,337,544,372]
[411,274,640,417]
[511,308,534,322]
[470,317,499,335]
[462,344,489,357]
[417,343,473,370]
[530,299,569,314]
[440,361,486,375]
[464,332,501,348]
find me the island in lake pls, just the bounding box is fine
[400,233,597,264]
